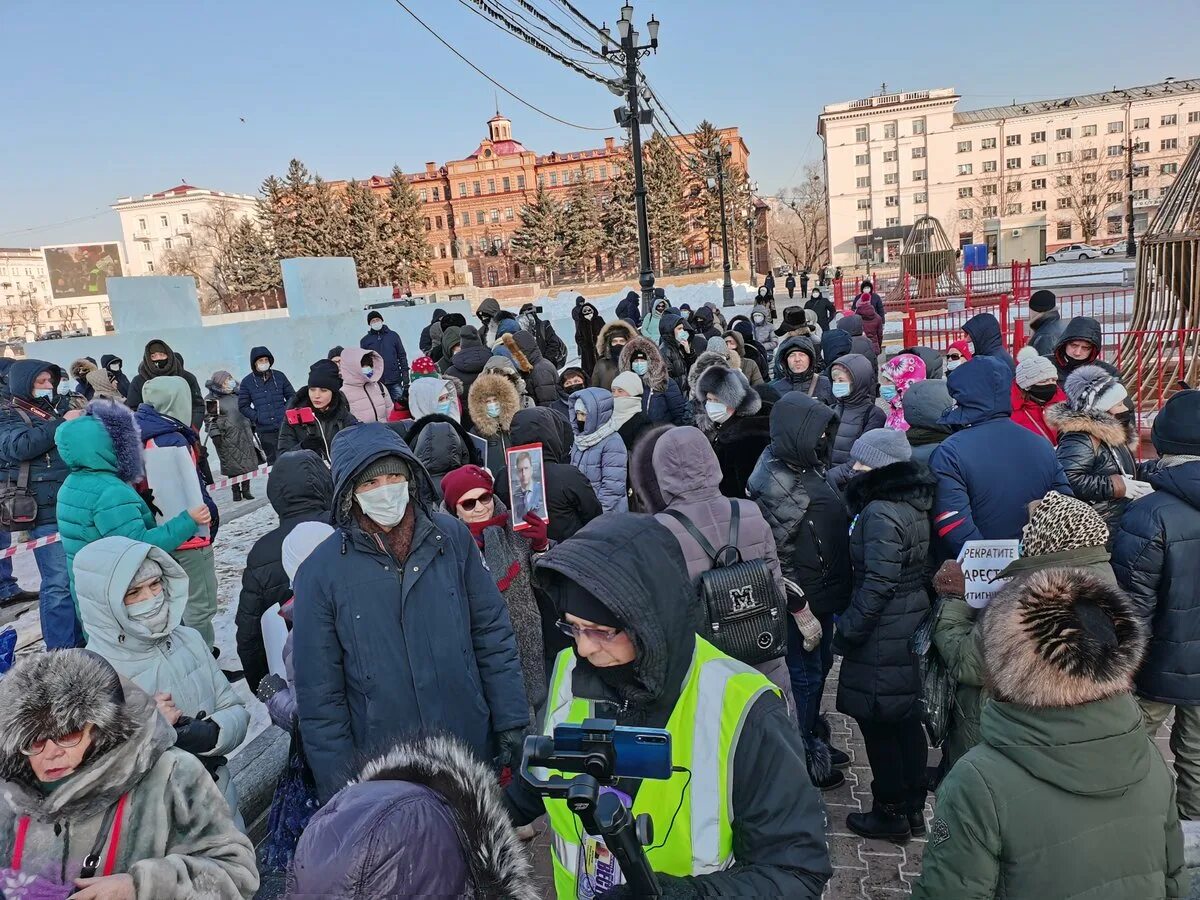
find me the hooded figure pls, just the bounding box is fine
[615,289,642,326]
[504,330,557,406]
[507,407,601,544]
[475,297,504,347]
[880,352,927,432]
[896,345,944,382]
[0,650,258,899]
[804,288,836,332]
[277,359,359,461]
[721,329,766,386]
[835,313,877,366]
[573,302,605,378]
[691,304,719,340]
[70,357,97,400]
[589,319,638,392]
[503,514,833,896]
[548,366,587,423]
[826,353,887,489]
[445,325,493,429]
[419,307,447,355]
[237,345,294,462]
[86,364,124,401]
[1053,315,1118,381]
[518,303,567,369]
[405,411,483,497]
[693,363,771,499]
[1047,364,1140,531]
[360,311,409,397]
[76,537,250,824]
[728,319,770,378]
[751,303,778,354]
[289,735,538,899]
[618,336,689,425]
[234,450,332,691]
[913,570,1183,900]
[126,339,205,429]
[468,372,521,480]
[568,387,628,513]
[929,357,1071,561]
[820,327,852,373]
[854,298,883,355]
[640,295,668,341]
[770,335,834,405]
[205,370,259,492]
[1026,289,1067,357]
[657,311,697,383]
[294,427,528,805]
[100,353,130,397]
[962,312,1016,373]
[338,348,391,423]
[902,379,952,465]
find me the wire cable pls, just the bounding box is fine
[509,0,608,60]
[388,0,611,131]
[0,209,112,239]
[552,0,610,41]
[459,0,602,68]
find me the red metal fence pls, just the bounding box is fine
[835,260,1032,315]
[965,261,1032,306]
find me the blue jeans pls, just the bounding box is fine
[785,612,835,741]
[32,524,82,649]
[0,532,20,600]
[384,382,404,402]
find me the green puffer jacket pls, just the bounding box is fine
[54,403,197,592]
[914,692,1185,899]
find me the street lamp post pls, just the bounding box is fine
[745,214,756,289]
[1125,138,1137,258]
[706,144,735,307]
[601,5,660,317]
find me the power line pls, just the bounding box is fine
[0,208,111,239]
[552,0,610,41]
[457,0,599,67]
[508,0,607,60]
[388,0,611,131]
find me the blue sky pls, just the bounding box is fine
[2,0,1195,246]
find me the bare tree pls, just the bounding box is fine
[770,164,829,272]
[1053,141,1113,244]
[161,200,276,315]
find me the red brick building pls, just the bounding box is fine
[340,112,750,291]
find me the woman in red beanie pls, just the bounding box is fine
[442,465,548,725]
[944,340,973,374]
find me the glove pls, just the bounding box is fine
[597,874,694,899]
[174,716,221,755]
[933,560,966,599]
[791,606,823,653]
[519,511,549,551]
[496,727,528,769]
[255,673,288,705]
[1121,476,1153,501]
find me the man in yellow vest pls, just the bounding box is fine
[504,514,831,898]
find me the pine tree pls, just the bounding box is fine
[643,133,688,274]
[688,121,750,269]
[343,179,389,286]
[308,175,351,259]
[382,165,433,291]
[224,217,279,294]
[511,186,563,286]
[561,166,606,282]
[601,152,638,272]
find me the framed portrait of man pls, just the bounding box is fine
[507,443,549,528]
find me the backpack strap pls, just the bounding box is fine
[12,408,33,494]
[807,375,818,397]
[660,509,720,562]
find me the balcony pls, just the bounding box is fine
[133,231,151,243]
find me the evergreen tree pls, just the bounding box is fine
[601,152,638,272]
[343,179,389,287]
[688,120,750,269]
[511,186,563,286]
[643,133,688,274]
[561,166,606,282]
[224,216,280,294]
[308,175,351,259]
[382,165,433,290]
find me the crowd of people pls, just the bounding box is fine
[0,282,1190,898]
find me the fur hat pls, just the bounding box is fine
[1064,364,1127,412]
[981,568,1145,708]
[850,428,912,469]
[84,398,145,484]
[1015,353,1059,390]
[1021,491,1110,557]
[694,363,759,417]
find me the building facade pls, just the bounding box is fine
[112,183,259,276]
[819,79,1200,267]
[345,112,750,291]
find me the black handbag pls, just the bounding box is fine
[910,601,955,748]
[661,502,787,665]
[0,408,39,530]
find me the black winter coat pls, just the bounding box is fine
[768,336,835,407]
[574,304,605,377]
[1052,316,1119,381]
[276,388,359,461]
[0,360,70,529]
[127,349,205,429]
[1113,461,1200,705]
[835,461,934,723]
[237,346,294,432]
[509,331,558,406]
[360,324,409,389]
[827,353,886,488]
[404,413,482,498]
[710,411,772,500]
[508,407,601,543]
[747,394,852,616]
[1046,404,1136,530]
[235,450,332,692]
[1028,309,1067,358]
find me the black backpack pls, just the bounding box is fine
[662,501,787,665]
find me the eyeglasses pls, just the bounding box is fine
[556,619,623,643]
[945,353,963,361]
[458,492,494,512]
[22,727,87,757]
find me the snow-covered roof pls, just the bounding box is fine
[954,78,1200,124]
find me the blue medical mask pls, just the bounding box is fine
[631,360,649,376]
[675,330,688,344]
[486,401,501,418]
[880,385,898,402]
[361,367,374,379]
[33,388,53,401]
[437,399,455,415]
[832,382,851,399]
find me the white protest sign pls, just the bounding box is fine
[956,539,1019,609]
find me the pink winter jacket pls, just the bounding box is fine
[339,350,392,423]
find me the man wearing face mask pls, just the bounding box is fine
[804,288,837,333]
[126,338,205,429]
[76,536,251,828]
[294,425,529,804]
[238,346,294,463]
[100,354,130,397]
[549,366,587,423]
[361,310,409,402]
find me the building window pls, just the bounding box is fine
[1030,131,1046,143]
[1083,193,1097,206]
[181,212,189,225]
[1108,191,1122,203]
[913,169,926,181]
[505,207,514,221]
[159,215,169,227]
[475,211,485,225]
[1162,138,1178,150]
[443,272,451,286]
[423,217,431,230]
[886,216,901,227]
[856,198,871,209]
[855,126,869,142]
[957,140,972,153]
[1056,151,1073,164]
[1083,172,1097,184]
[983,160,997,172]
[1162,114,1177,126]
[1108,121,1123,133]
[856,176,871,188]
[458,183,467,197]
[1006,203,1022,215]
[1033,200,1047,211]
[959,209,973,220]
[462,212,470,226]
[912,117,926,134]
[958,187,974,198]
[1162,162,1179,175]
[883,122,897,139]
[1031,154,1047,167]
[433,187,440,200]
[146,261,155,272]
[883,150,898,163]
[912,146,926,159]
[982,206,998,217]
[1133,188,1150,200]
[437,215,445,229]
[487,179,495,193]
[855,153,869,166]
[1133,117,1149,130]
[885,195,899,207]
[1109,168,1123,181]
[1134,141,1150,153]
[1108,144,1125,157]
[500,176,509,192]
[1008,180,1022,192]
[1006,157,1022,170]
[517,174,526,189]
[884,172,898,185]
[957,163,973,176]
[599,165,608,179]
[137,217,146,230]
[914,191,927,204]
[163,238,172,250]
[858,220,870,231]
[1193,135,1200,147]
[1057,222,1072,239]
[982,137,997,150]
[1082,124,1097,137]
[440,244,448,259]
[982,183,998,196]
[490,209,499,223]
[185,236,193,247]
[419,189,427,201]
[1056,128,1072,140]
[1056,175,1073,187]
[1081,147,1098,160]
[549,173,558,186]
[472,181,482,195]
[1005,134,1022,147]
[1057,197,1073,209]
[1106,216,1122,235]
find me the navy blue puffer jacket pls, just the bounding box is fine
[237,346,294,432]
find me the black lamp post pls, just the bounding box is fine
[601,5,660,317]
[706,143,735,307]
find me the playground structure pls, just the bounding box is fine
[882,215,964,308]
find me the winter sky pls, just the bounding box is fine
[2,0,1195,246]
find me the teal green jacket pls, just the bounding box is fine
[914,692,1185,899]
[54,414,197,592]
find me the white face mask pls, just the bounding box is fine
[945,358,965,372]
[705,400,732,423]
[224,380,237,393]
[485,400,501,418]
[256,361,270,373]
[361,367,374,379]
[370,321,383,332]
[356,481,409,527]
[126,592,170,635]
[752,314,764,325]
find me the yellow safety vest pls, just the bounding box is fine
[537,635,778,899]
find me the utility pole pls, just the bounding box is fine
[1125,138,1137,258]
[601,6,661,317]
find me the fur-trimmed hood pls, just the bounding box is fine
[687,350,734,398]
[595,319,638,357]
[467,372,520,437]
[499,333,533,374]
[70,357,97,381]
[981,567,1146,708]
[618,336,669,392]
[1044,403,1135,449]
[845,459,936,516]
[57,398,145,484]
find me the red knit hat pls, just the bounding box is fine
[441,464,494,510]
[948,339,974,361]
[411,356,438,379]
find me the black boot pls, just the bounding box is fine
[231,482,243,502]
[805,738,846,792]
[240,481,254,500]
[828,746,852,770]
[907,791,928,836]
[846,803,911,842]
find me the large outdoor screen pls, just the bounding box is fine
[43,243,123,300]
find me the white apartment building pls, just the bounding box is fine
[0,248,51,306]
[112,183,258,275]
[819,79,1200,267]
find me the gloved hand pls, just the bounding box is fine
[519,511,549,551]
[255,673,288,705]
[597,874,694,898]
[496,727,528,768]
[933,560,966,599]
[174,716,221,755]
[791,606,823,653]
[1122,476,1153,501]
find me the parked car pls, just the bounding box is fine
[1046,243,1102,262]
[1099,240,1127,256]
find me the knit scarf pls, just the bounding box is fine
[467,513,522,590]
[354,503,416,563]
[573,417,619,450]
[609,396,642,432]
[1160,454,1200,468]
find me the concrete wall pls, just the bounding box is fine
[18,258,468,388]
